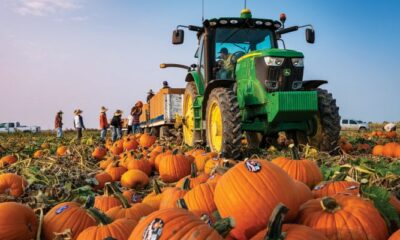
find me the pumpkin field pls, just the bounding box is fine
[0,128,399,240]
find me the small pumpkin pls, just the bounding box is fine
[312,180,360,198]
[77,207,137,240]
[271,145,323,188]
[99,156,117,170]
[386,131,397,139]
[389,229,400,240]
[159,149,192,183]
[56,145,68,156]
[139,133,157,148]
[0,202,38,240]
[160,178,191,209]
[110,140,124,155]
[106,183,154,222]
[372,144,384,156]
[175,163,209,189]
[33,150,44,158]
[125,152,152,175]
[298,194,389,240]
[105,162,127,181]
[91,146,108,160]
[0,155,17,168]
[92,172,113,190]
[155,149,173,171]
[142,179,164,210]
[180,182,217,221]
[0,173,28,197]
[43,198,96,240]
[123,137,139,151]
[123,189,143,204]
[194,152,218,171]
[120,169,149,188]
[94,183,122,212]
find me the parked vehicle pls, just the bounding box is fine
[139,88,184,137]
[0,122,41,133]
[340,119,369,131]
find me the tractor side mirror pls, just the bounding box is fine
[172,29,184,45]
[306,28,315,44]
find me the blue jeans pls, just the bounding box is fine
[100,128,107,141]
[56,128,63,138]
[111,127,122,142]
[132,124,140,134]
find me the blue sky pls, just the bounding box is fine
[0,0,399,129]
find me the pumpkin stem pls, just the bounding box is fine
[107,183,131,209]
[289,144,301,160]
[212,217,235,238]
[104,182,113,196]
[264,203,288,240]
[182,178,191,191]
[86,208,113,226]
[84,195,95,209]
[153,179,162,195]
[333,172,348,181]
[320,197,341,213]
[190,163,198,178]
[177,198,188,209]
[172,148,180,155]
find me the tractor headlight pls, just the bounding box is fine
[291,58,304,67]
[264,57,284,66]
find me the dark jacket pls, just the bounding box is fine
[110,115,122,128]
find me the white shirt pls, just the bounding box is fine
[384,123,396,132]
[74,115,82,128]
[127,115,134,125]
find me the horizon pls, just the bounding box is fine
[1,0,399,130]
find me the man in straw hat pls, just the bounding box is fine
[110,110,123,142]
[54,110,63,138]
[73,109,85,143]
[99,106,109,142]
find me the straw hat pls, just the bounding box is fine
[114,110,123,116]
[100,106,108,113]
[74,109,82,114]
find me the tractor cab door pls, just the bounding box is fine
[196,34,206,86]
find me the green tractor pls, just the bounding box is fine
[161,9,340,159]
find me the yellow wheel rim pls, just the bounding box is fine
[183,95,194,146]
[207,101,223,152]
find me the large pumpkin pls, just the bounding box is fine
[0,202,38,240]
[128,208,224,240]
[382,142,398,157]
[77,208,137,240]
[0,173,28,197]
[159,150,192,183]
[294,180,313,209]
[43,200,96,240]
[250,203,328,240]
[271,145,322,188]
[312,180,360,198]
[214,159,299,239]
[181,182,217,221]
[298,194,389,240]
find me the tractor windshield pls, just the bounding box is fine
[214,27,274,79]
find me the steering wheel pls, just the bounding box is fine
[231,51,246,64]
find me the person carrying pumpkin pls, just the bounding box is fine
[99,106,108,142]
[73,109,85,144]
[110,110,123,142]
[131,101,143,134]
[54,110,63,139]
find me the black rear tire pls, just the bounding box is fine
[206,87,242,159]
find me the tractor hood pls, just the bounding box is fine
[238,49,304,62]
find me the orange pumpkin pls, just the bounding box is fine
[142,180,164,210]
[0,155,17,168]
[128,208,224,240]
[77,208,137,240]
[148,146,164,168]
[56,145,68,156]
[185,148,206,157]
[105,183,154,221]
[312,180,360,198]
[123,189,142,204]
[372,144,384,156]
[33,150,44,158]
[160,179,191,209]
[386,131,397,139]
[105,163,127,181]
[155,150,173,171]
[204,158,222,175]
[389,193,400,214]
[110,140,124,155]
[123,137,139,151]
[92,172,113,190]
[389,229,400,240]
[194,152,218,171]
[94,183,122,212]
[43,200,96,240]
[298,194,389,240]
[121,169,149,188]
[250,204,328,240]
[139,133,156,148]
[382,142,399,157]
[294,180,313,209]
[91,146,108,160]
[126,153,152,175]
[394,145,400,158]
[99,156,116,170]
[181,182,217,221]
[0,202,38,240]
[271,145,322,188]
[159,149,192,183]
[0,173,27,197]
[175,163,209,189]
[214,159,299,239]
